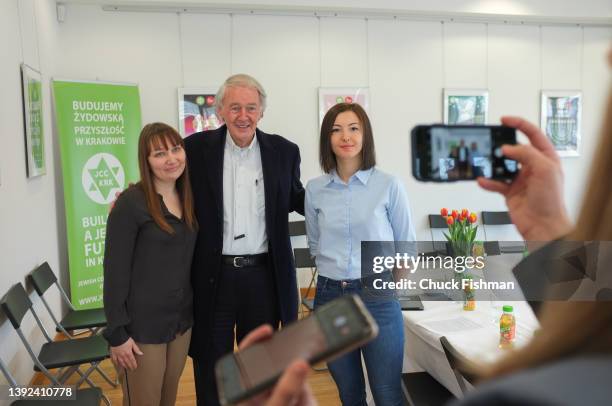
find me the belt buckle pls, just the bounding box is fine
[233,256,244,268]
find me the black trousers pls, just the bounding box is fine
[193,262,280,406]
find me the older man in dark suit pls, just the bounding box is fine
[184,74,305,405]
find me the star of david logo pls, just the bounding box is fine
[87,157,121,201]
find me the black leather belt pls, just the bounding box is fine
[222,253,268,268]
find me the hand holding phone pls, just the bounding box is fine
[216,295,378,405]
[477,116,572,241]
[235,325,315,406]
[412,124,518,182]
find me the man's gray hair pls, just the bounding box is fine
[215,74,267,112]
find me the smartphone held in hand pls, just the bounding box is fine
[215,295,378,405]
[412,124,519,182]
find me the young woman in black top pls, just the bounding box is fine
[103,123,197,406]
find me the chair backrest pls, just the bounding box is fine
[28,263,71,335]
[429,214,448,229]
[483,241,501,256]
[428,215,449,254]
[481,211,524,245]
[28,262,75,317]
[1,284,59,385]
[1,283,53,341]
[0,283,33,329]
[29,262,57,296]
[440,336,476,394]
[294,248,315,268]
[289,220,307,237]
[481,211,511,225]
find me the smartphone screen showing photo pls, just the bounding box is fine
[432,126,495,180]
[412,125,518,182]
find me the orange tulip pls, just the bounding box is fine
[447,216,454,225]
[451,210,459,219]
[440,208,448,217]
[469,213,477,223]
[461,208,468,218]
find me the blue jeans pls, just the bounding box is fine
[314,274,405,406]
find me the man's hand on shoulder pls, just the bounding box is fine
[108,184,134,213]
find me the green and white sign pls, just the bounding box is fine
[53,80,141,309]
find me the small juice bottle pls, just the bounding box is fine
[499,305,516,349]
[463,286,476,311]
[462,275,476,311]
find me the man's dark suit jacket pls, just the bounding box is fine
[184,125,305,360]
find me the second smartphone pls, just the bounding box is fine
[215,294,379,405]
[412,124,519,182]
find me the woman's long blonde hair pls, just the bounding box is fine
[484,82,612,378]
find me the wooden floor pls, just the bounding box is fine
[73,357,341,406]
[35,305,342,405]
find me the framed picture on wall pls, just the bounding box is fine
[318,87,370,128]
[443,89,489,125]
[540,90,581,157]
[177,87,224,137]
[20,64,46,178]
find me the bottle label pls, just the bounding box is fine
[500,324,515,341]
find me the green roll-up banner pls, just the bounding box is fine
[53,80,141,309]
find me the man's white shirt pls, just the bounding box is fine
[222,133,268,255]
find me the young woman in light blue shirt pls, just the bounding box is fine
[305,103,416,405]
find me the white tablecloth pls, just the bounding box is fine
[370,253,536,403]
[402,300,539,397]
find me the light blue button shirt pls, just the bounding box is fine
[305,167,416,280]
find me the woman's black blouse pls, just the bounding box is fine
[102,185,196,346]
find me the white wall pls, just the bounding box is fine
[52,4,612,234]
[0,0,611,386]
[0,0,63,390]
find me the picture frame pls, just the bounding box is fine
[21,63,46,177]
[540,90,581,157]
[318,87,370,128]
[443,89,489,125]
[177,87,224,137]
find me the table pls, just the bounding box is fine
[400,253,540,397]
[402,300,539,397]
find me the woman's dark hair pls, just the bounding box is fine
[319,103,376,173]
[137,122,197,234]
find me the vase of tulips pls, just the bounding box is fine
[440,208,478,310]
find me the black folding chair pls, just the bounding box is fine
[0,283,110,405]
[28,262,106,338]
[481,210,512,227]
[481,211,525,254]
[401,370,455,406]
[428,214,450,255]
[288,220,307,237]
[0,356,102,406]
[289,221,312,316]
[440,336,478,395]
[483,241,501,256]
[27,263,116,387]
[294,248,316,317]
